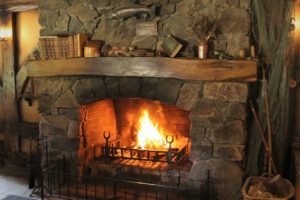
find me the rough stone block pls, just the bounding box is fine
[68,120,80,138]
[213,37,227,52]
[226,34,250,56]
[38,10,60,27]
[215,101,247,120]
[49,137,80,152]
[190,144,212,161]
[215,0,228,6]
[69,16,85,35]
[206,120,246,144]
[55,12,70,33]
[203,82,248,103]
[141,78,158,100]
[92,17,137,47]
[51,106,59,115]
[105,77,119,99]
[213,144,244,161]
[39,117,52,137]
[93,78,107,100]
[71,78,106,104]
[176,83,201,111]
[38,94,53,114]
[91,0,111,12]
[44,115,69,131]
[155,79,182,104]
[139,0,169,5]
[219,7,250,36]
[67,4,99,23]
[240,0,251,9]
[54,90,80,108]
[227,0,239,7]
[39,0,69,10]
[169,0,182,4]
[72,79,96,104]
[189,125,206,145]
[189,159,243,200]
[35,78,75,97]
[132,36,158,50]
[189,98,223,128]
[58,109,80,121]
[39,115,69,137]
[119,77,141,98]
[161,3,176,15]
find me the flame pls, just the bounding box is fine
[136,110,168,150]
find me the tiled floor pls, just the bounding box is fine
[0,161,36,199]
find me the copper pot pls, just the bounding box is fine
[198,42,208,59]
[84,46,100,57]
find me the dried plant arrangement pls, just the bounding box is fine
[187,9,222,43]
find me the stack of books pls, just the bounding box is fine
[39,34,88,60]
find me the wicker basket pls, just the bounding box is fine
[242,176,294,200]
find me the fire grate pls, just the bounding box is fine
[101,131,188,165]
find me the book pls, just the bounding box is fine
[161,34,183,58]
[61,37,69,58]
[40,36,58,59]
[46,37,56,59]
[39,38,48,59]
[68,36,75,58]
[74,34,88,57]
[54,37,62,59]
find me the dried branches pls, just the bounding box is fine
[187,8,222,42]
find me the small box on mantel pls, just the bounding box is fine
[161,34,183,58]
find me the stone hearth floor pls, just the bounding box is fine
[0,161,37,199]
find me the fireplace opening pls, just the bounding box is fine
[80,98,191,174]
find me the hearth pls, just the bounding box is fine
[79,98,191,172]
[37,75,250,199]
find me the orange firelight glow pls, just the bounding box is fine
[136,110,169,150]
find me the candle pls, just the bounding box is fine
[239,49,245,59]
[250,45,256,58]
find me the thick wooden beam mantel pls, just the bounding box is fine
[17,57,257,97]
[0,0,37,12]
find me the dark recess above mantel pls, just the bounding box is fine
[17,57,257,98]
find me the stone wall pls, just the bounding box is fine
[37,76,248,200]
[36,1,251,199]
[38,0,251,56]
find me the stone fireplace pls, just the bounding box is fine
[37,76,248,199]
[30,0,253,199]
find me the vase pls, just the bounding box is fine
[198,41,208,59]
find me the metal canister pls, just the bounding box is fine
[84,46,100,57]
[198,42,208,59]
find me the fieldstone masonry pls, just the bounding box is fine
[37,76,248,200]
[36,0,251,199]
[38,0,251,57]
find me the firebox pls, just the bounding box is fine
[79,98,191,171]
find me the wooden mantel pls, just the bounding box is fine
[0,0,37,12]
[17,57,257,97]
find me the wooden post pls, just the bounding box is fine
[1,13,19,153]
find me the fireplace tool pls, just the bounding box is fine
[29,137,44,198]
[103,131,111,159]
[28,137,36,189]
[166,135,174,165]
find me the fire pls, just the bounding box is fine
[136,110,168,150]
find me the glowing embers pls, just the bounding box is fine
[136,110,169,151]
